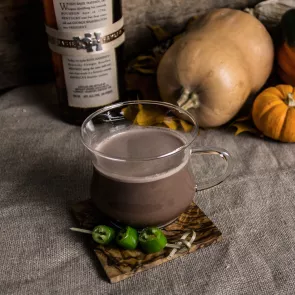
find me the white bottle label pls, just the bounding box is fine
[62,53,118,108]
[52,0,121,108]
[53,0,112,31]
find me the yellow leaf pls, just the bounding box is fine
[133,55,157,67]
[180,119,193,132]
[135,106,165,126]
[230,122,259,136]
[136,55,156,62]
[148,25,172,42]
[122,106,139,121]
[131,66,156,75]
[128,55,158,75]
[122,105,194,132]
[163,117,178,130]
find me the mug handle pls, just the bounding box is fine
[190,147,233,191]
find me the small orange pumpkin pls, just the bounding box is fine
[252,85,295,142]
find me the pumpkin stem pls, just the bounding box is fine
[177,88,200,111]
[285,93,295,107]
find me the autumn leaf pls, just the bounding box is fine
[127,55,158,74]
[122,105,194,132]
[135,105,165,126]
[229,114,263,137]
[148,25,172,42]
[122,105,138,121]
[230,122,260,136]
[180,119,193,132]
[163,117,178,130]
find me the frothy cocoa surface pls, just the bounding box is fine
[93,128,189,181]
[97,127,184,159]
[90,127,195,227]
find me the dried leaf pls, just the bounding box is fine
[148,25,172,42]
[180,119,193,132]
[122,106,139,121]
[122,105,194,132]
[163,117,179,130]
[230,122,260,136]
[127,55,158,75]
[136,55,156,62]
[134,56,158,67]
[229,113,263,136]
[127,18,202,76]
[135,105,165,126]
[131,66,156,75]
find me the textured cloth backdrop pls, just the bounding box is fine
[1,84,295,294]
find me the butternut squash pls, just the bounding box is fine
[157,8,274,127]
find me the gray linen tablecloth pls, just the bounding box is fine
[1,84,295,295]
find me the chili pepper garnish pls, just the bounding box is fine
[91,225,115,245]
[70,226,196,256]
[139,227,167,253]
[116,226,138,250]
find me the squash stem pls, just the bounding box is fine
[177,88,190,107]
[285,93,295,107]
[177,89,200,110]
[180,92,200,111]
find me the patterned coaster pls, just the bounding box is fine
[71,200,222,283]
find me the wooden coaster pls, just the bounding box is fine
[71,200,222,283]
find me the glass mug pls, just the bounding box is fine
[81,101,233,228]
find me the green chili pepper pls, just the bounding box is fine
[116,226,138,250]
[139,227,167,253]
[92,225,115,245]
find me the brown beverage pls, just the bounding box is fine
[91,127,195,227]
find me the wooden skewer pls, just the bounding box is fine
[70,227,92,234]
[166,243,181,249]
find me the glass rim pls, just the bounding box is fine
[80,100,199,162]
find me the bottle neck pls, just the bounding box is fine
[113,0,123,23]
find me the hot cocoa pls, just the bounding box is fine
[91,127,195,227]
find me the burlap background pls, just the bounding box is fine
[1,84,295,294]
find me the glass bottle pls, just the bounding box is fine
[42,0,125,124]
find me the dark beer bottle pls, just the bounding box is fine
[42,0,125,124]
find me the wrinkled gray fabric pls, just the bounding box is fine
[1,84,295,295]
